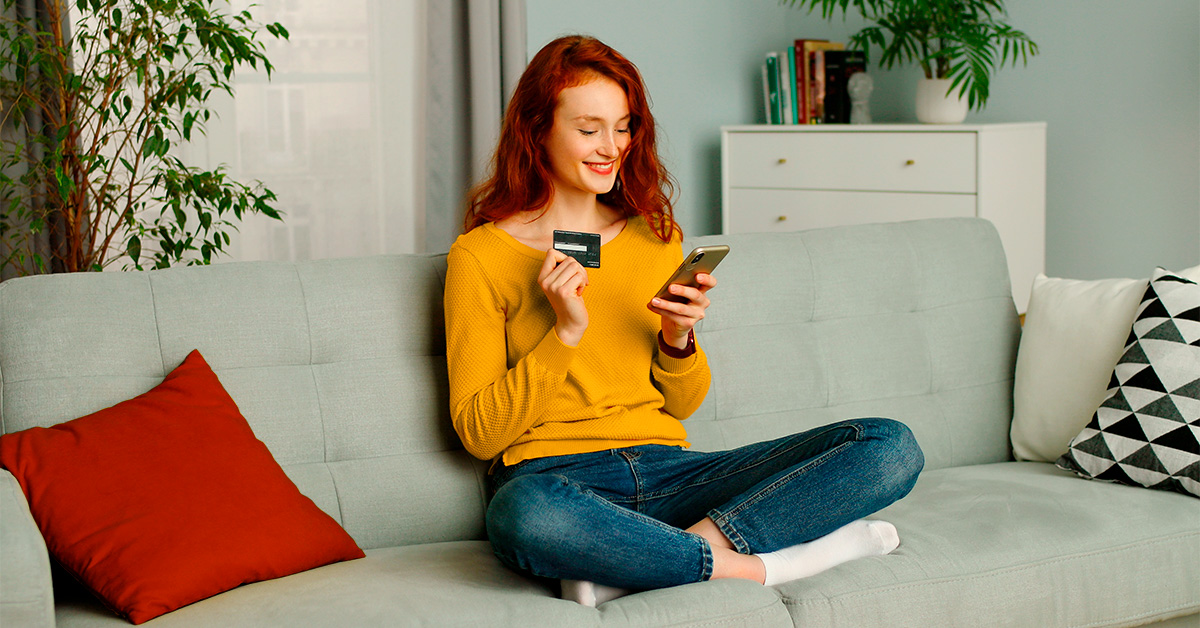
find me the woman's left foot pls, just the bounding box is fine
[757,519,900,586]
[560,579,631,607]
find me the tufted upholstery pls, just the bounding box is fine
[0,218,1017,553]
[0,255,486,552]
[683,219,1020,470]
[4,217,1197,628]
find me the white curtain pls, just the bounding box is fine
[184,0,525,261]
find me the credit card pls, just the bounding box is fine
[552,230,601,268]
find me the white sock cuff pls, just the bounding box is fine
[757,519,901,587]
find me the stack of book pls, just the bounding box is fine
[762,39,866,124]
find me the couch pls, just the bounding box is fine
[1,217,1197,627]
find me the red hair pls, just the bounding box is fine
[463,35,679,243]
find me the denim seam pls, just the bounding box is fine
[710,512,751,555]
[573,479,717,586]
[564,477,686,538]
[491,476,700,583]
[620,451,647,512]
[698,533,714,581]
[709,424,864,552]
[718,439,853,523]
[639,424,863,502]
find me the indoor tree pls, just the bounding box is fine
[0,0,288,275]
[784,0,1039,110]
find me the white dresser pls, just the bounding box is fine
[721,123,1046,312]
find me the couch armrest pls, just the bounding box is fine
[0,469,54,628]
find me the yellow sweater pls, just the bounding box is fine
[444,216,710,467]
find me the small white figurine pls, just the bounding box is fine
[848,72,873,125]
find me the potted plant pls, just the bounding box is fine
[784,0,1039,123]
[0,0,289,276]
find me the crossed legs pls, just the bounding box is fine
[486,418,924,594]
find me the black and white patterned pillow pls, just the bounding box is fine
[1057,267,1200,498]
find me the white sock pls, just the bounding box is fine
[560,579,631,607]
[757,520,900,587]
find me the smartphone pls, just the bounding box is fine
[652,245,730,304]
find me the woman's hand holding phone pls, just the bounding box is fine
[648,245,727,349]
[649,273,717,350]
[539,249,589,347]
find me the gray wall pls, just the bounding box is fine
[526,0,1200,281]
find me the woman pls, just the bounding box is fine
[444,34,923,606]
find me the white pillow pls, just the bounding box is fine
[1011,264,1200,462]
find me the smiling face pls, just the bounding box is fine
[543,76,632,202]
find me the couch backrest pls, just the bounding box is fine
[0,255,483,551]
[0,217,1020,550]
[681,218,1020,470]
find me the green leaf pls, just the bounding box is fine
[53,167,74,202]
[258,204,281,221]
[783,0,1036,112]
[0,0,292,276]
[127,235,141,263]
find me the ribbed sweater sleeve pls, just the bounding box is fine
[443,245,576,461]
[653,346,710,422]
[650,238,711,422]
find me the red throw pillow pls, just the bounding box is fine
[0,350,364,624]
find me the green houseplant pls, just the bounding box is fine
[785,0,1038,121]
[0,0,288,276]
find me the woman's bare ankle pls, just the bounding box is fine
[687,517,766,583]
[709,546,766,583]
[686,517,735,551]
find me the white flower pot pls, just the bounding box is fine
[915,78,968,124]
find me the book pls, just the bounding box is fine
[821,50,867,124]
[800,40,844,123]
[792,39,827,124]
[761,62,771,123]
[811,50,826,123]
[780,48,795,124]
[786,46,800,124]
[764,52,782,125]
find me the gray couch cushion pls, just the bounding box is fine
[776,462,1200,627]
[52,542,792,628]
[0,470,53,628]
[1,218,1018,555]
[682,219,1020,472]
[3,217,1196,627]
[0,255,483,552]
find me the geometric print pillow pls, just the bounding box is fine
[1057,267,1200,498]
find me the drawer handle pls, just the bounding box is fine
[777,215,788,222]
[777,158,787,165]
[904,159,915,166]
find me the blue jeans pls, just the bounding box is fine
[485,417,924,590]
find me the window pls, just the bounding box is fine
[186,0,424,262]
